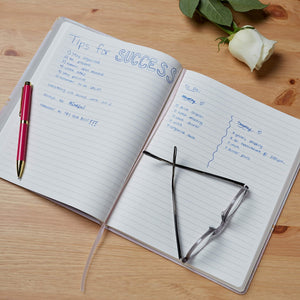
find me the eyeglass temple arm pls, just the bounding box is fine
[171,146,183,260]
[143,150,246,187]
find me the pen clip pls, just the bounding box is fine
[19,86,25,117]
[19,81,31,117]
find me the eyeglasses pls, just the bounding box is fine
[143,146,249,263]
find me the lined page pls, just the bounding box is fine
[108,70,300,290]
[0,20,182,221]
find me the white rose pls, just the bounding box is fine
[228,26,277,71]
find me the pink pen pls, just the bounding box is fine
[16,81,33,178]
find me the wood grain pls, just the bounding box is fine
[0,1,299,299]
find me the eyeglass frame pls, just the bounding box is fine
[143,147,249,263]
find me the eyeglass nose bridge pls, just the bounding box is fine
[213,219,227,238]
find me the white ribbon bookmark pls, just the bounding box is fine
[80,222,107,292]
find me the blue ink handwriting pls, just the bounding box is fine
[69,35,110,56]
[114,49,177,84]
[184,84,201,93]
[207,115,233,168]
[181,95,196,104]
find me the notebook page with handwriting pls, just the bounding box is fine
[0,19,182,221]
[108,70,300,291]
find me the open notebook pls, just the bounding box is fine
[0,18,299,294]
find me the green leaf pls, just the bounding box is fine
[227,0,268,12]
[179,0,200,18]
[199,0,232,26]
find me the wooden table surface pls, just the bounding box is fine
[0,1,299,299]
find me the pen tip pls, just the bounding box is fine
[16,160,25,179]
[25,81,31,86]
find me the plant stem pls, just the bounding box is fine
[214,23,233,36]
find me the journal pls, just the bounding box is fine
[0,18,299,293]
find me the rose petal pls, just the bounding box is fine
[229,29,263,72]
[255,36,277,70]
